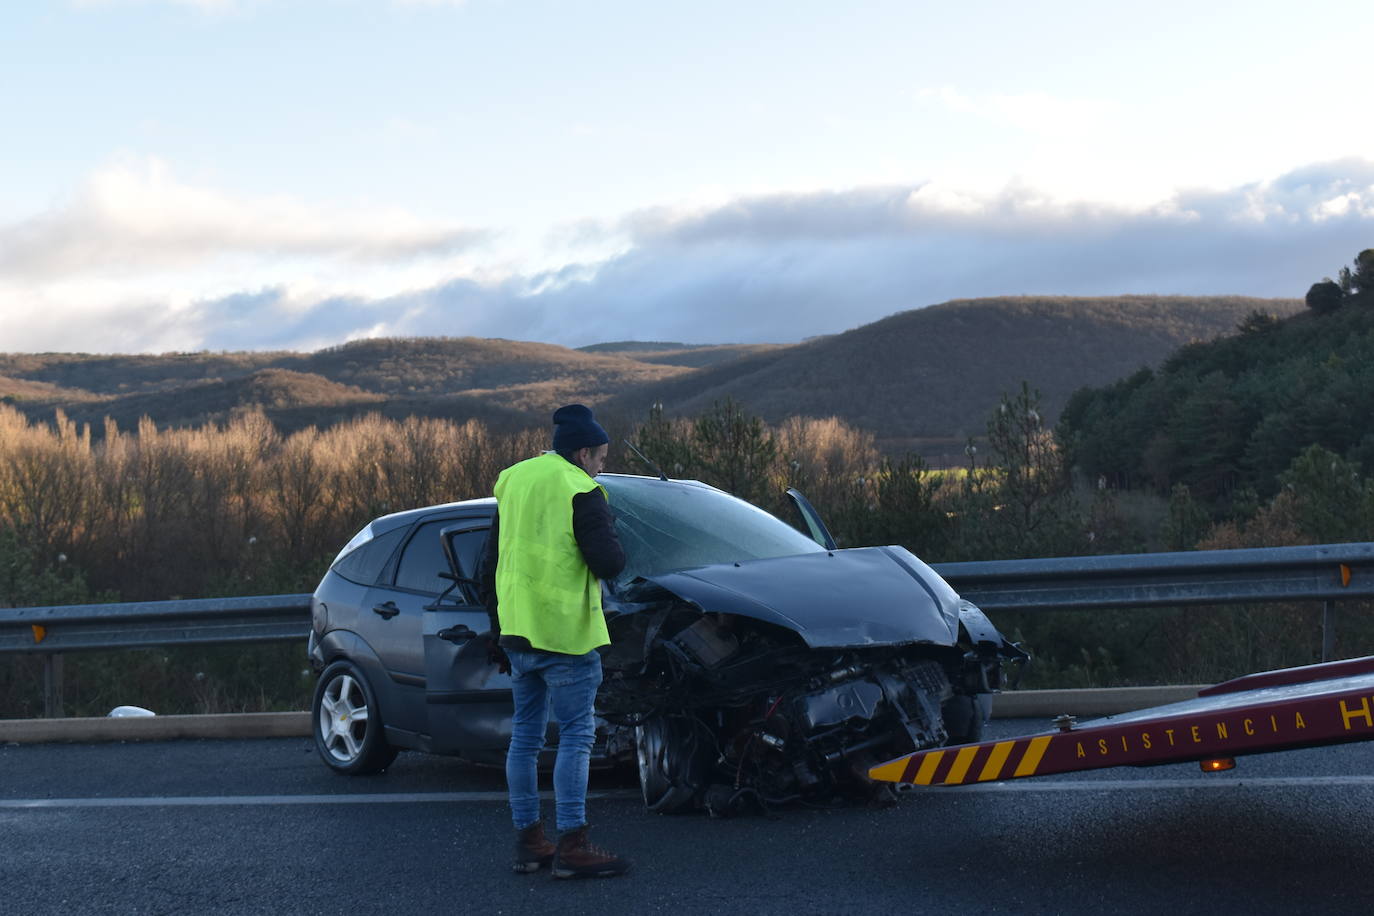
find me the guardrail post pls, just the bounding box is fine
[42,654,65,719]
[1322,600,1337,663]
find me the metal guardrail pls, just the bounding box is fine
[932,542,1374,611]
[0,594,311,718]
[0,593,312,654]
[934,542,1374,665]
[3,543,1372,717]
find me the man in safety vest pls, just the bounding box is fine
[478,404,631,879]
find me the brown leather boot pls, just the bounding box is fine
[513,821,556,873]
[551,825,631,879]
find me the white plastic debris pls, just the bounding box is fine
[107,705,156,718]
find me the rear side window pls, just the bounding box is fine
[393,520,454,595]
[331,527,405,586]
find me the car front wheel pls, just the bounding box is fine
[635,715,707,814]
[941,693,986,746]
[312,660,398,775]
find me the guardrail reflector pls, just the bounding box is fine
[31,625,46,644]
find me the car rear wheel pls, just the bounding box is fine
[312,661,398,775]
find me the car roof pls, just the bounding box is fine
[362,472,717,534]
[365,496,495,534]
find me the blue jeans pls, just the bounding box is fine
[505,648,602,833]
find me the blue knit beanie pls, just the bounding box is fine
[552,404,609,453]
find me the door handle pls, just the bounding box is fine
[372,601,400,619]
[437,625,476,643]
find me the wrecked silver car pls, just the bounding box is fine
[308,474,1025,814]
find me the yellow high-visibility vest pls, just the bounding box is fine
[492,452,610,655]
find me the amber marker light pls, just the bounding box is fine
[1200,757,1236,772]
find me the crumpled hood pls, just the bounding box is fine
[643,546,962,649]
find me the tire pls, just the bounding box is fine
[312,660,399,775]
[942,693,986,746]
[635,716,707,814]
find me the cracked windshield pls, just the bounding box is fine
[601,477,823,583]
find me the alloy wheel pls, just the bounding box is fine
[319,673,370,763]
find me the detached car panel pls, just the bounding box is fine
[308,473,1025,811]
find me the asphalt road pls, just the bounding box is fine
[3,719,1374,915]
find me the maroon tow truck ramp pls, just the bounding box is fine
[869,655,1374,786]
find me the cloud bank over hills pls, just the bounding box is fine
[2,158,1370,353]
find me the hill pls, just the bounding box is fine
[0,373,107,407]
[0,338,688,434]
[602,296,1302,458]
[578,340,696,353]
[287,337,684,396]
[577,341,784,368]
[0,336,685,400]
[0,352,285,395]
[40,367,546,435]
[0,296,1301,449]
[49,369,380,432]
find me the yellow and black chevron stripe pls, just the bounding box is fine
[869,735,1054,786]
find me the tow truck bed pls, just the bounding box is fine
[870,655,1374,786]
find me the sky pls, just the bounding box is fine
[2,0,1372,353]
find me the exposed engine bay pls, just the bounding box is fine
[596,583,1025,815]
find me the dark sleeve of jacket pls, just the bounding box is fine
[572,488,626,581]
[478,508,500,635]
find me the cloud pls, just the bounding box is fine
[3,158,1373,353]
[0,157,486,281]
[916,86,1119,137]
[617,161,1374,248]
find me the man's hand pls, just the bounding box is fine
[484,634,511,675]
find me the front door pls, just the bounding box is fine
[786,487,838,550]
[423,522,515,755]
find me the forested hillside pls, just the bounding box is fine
[1059,252,1374,506]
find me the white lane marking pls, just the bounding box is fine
[5,777,1374,809]
[909,776,1374,793]
[0,790,640,809]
